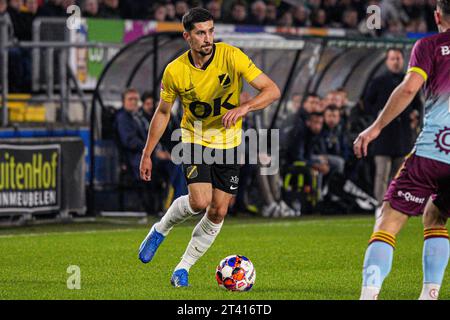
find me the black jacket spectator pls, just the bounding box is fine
[286,113,327,166]
[322,123,350,159]
[119,0,152,19]
[98,1,122,19]
[37,0,66,17]
[115,107,147,181]
[364,71,422,157]
[7,5,27,40]
[19,11,35,41]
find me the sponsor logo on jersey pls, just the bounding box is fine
[441,45,450,56]
[218,73,231,88]
[397,191,426,204]
[186,165,198,179]
[434,127,450,155]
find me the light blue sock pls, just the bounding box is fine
[362,241,394,288]
[423,237,449,285]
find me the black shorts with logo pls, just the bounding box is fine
[181,143,240,195]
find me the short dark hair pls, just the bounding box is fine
[325,105,340,113]
[182,7,214,32]
[141,91,154,102]
[305,93,319,99]
[438,0,450,16]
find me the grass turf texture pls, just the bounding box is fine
[0,215,448,300]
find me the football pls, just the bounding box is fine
[215,255,256,292]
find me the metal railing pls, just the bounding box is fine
[0,17,123,127]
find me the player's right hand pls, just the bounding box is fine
[140,153,152,181]
[353,125,381,159]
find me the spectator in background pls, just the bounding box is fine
[293,4,309,27]
[341,7,359,29]
[175,0,189,21]
[286,93,302,114]
[384,19,404,38]
[82,0,99,18]
[248,0,266,25]
[279,93,303,143]
[206,0,222,23]
[324,90,349,128]
[165,2,176,21]
[119,0,152,19]
[265,2,277,25]
[286,112,329,176]
[306,0,321,11]
[363,48,422,208]
[311,8,327,28]
[322,0,341,25]
[7,0,26,40]
[115,88,147,182]
[0,0,7,14]
[152,3,167,22]
[37,0,65,17]
[400,0,422,22]
[300,93,321,121]
[21,0,39,40]
[7,0,33,92]
[0,2,14,37]
[225,1,248,25]
[137,91,187,202]
[322,105,349,174]
[277,9,293,27]
[417,18,429,33]
[98,0,121,19]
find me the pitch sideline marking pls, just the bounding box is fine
[0,219,372,239]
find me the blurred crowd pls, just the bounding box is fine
[279,48,422,213]
[0,0,440,43]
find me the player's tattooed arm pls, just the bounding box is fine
[222,73,281,129]
[140,99,173,181]
[354,71,424,158]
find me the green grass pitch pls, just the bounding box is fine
[0,215,448,300]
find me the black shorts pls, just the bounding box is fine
[181,143,240,195]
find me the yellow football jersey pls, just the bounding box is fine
[160,42,262,149]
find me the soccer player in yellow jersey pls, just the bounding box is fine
[138,7,281,287]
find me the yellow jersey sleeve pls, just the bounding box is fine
[160,66,178,103]
[234,48,263,84]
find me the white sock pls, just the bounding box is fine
[154,195,201,236]
[175,215,223,272]
[360,286,381,300]
[419,283,441,300]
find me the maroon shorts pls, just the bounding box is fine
[384,154,450,217]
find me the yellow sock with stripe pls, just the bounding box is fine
[360,231,396,300]
[420,227,449,300]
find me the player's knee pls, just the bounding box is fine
[208,205,228,223]
[374,202,407,236]
[423,204,446,229]
[189,195,212,213]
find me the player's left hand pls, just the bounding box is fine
[353,125,381,159]
[222,105,250,129]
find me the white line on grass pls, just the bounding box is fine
[0,219,372,239]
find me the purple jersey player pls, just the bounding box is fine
[353,0,450,300]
